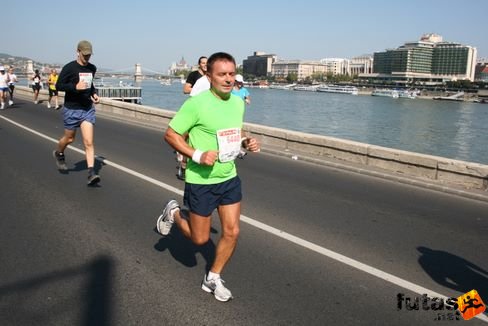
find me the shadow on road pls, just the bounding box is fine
[154,209,217,273]
[417,246,488,302]
[0,255,114,326]
[70,156,106,174]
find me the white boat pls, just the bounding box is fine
[433,91,464,101]
[293,85,319,92]
[269,83,296,90]
[398,90,417,99]
[316,84,359,95]
[160,79,171,86]
[372,89,399,98]
[249,82,269,89]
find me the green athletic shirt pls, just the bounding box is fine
[169,90,245,185]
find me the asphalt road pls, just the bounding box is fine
[1,99,487,326]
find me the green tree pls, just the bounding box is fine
[174,69,190,78]
[311,72,326,82]
[286,72,298,83]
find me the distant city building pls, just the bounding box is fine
[361,33,477,85]
[243,51,277,77]
[319,58,350,75]
[271,57,371,81]
[168,56,189,75]
[475,62,488,81]
[349,55,374,75]
[271,60,328,81]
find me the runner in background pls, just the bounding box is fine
[47,68,60,109]
[7,67,18,106]
[176,56,209,180]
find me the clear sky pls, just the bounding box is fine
[5,0,487,73]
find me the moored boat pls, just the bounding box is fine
[316,84,359,95]
[293,85,320,92]
[433,91,465,101]
[398,90,417,99]
[269,83,296,90]
[372,89,399,98]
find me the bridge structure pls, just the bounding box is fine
[92,64,183,104]
[96,64,178,80]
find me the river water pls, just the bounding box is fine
[132,79,487,164]
[22,77,488,164]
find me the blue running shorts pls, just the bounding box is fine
[63,106,96,130]
[184,176,242,217]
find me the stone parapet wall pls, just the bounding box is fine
[14,86,488,191]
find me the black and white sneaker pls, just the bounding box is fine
[53,150,68,171]
[87,173,101,186]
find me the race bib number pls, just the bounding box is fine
[217,128,241,162]
[79,73,93,89]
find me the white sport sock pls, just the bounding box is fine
[169,207,179,220]
[207,271,220,281]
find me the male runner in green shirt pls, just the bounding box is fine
[157,52,260,302]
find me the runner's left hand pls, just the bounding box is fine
[245,138,260,152]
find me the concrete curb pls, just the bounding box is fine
[263,147,488,203]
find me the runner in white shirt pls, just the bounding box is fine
[189,75,210,96]
[0,66,9,110]
[7,67,18,106]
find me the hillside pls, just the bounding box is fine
[0,53,58,71]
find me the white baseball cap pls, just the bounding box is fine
[0,66,5,71]
[235,74,244,83]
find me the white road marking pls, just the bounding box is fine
[2,114,486,323]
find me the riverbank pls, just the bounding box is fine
[14,79,488,164]
[10,85,488,200]
[356,87,482,102]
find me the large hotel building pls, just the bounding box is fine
[242,34,477,85]
[362,33,477,84]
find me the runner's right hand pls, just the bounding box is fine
[200,150,219,166]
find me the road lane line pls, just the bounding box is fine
[2,115,486,323]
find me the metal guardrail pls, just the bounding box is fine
[96,86,142,104]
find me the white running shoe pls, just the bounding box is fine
[8,100,13,106]
[47,102,51,109]
[156,199,179,235]
[0,103,4,110]
[201,275,233,302]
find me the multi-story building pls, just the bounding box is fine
[362,33,477,85]
[242,51,277,77]
[271,60,328,81]
[319,58,350,75]
[432,42,477,80]
[243,51,373,81]
[349,55,374,75]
